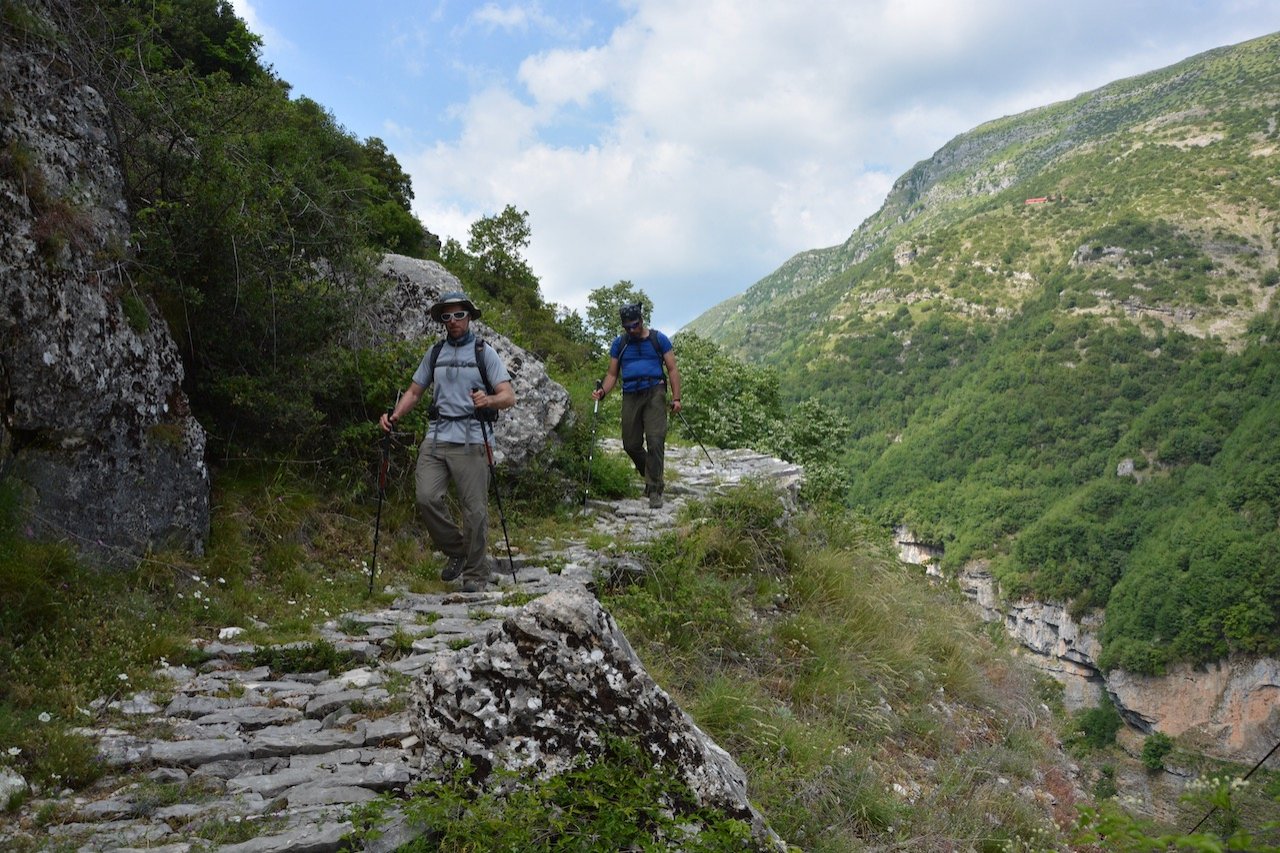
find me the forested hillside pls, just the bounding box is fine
[686,32,1280,674]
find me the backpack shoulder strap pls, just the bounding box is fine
[649,331,667,381]
[426,340,445,387]
[474,338,495,395]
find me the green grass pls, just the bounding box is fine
[600,488,1068,850]
[3,455,1274,851]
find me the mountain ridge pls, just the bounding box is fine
[687,31,1280,350]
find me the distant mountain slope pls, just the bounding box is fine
[688,32,1279,351]
[686,32,1280,673]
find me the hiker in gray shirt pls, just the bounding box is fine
[381,292,514,591]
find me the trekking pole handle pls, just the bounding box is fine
[593,379,603,412]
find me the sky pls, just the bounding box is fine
[229,1,1280,332]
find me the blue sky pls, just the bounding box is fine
[231,0,1280,331]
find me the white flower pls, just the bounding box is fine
[37,712,51,723]
[117,673,129,681]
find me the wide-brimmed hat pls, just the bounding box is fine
[429,291,481,321]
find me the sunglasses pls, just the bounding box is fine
[622,321,642,330]
[439,310,470,321]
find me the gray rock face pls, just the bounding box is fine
[0,4,208,564]
[361,254,572,468]
[412,586,784,850]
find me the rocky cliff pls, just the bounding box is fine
[895,531,1280,770]
[0,2,209,565]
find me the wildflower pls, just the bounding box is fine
[37,712,51,723]
[117,673,129,681]
[7,747,20,757]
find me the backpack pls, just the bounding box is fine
[426,337,498,422]
[610,331,668,388]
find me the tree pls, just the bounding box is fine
[586,281,654,354]
[467,204,533,281]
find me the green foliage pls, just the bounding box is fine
[1075,775,1280,852]
[1141,732,1174,771]
[762,397,854,504]
[1066,694,1123,753]
[246,640,354,676]
[674,332,782,449]
[349,737,753,852]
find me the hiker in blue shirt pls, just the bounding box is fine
[381,292,515,591]
[591,303,682,508]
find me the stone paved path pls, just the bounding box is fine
[1,441,800,852]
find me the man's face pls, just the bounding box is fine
[439,305,471,337]
[623,317,644,338]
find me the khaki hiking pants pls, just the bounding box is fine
[415,441,491,583]
[621,384,668,496]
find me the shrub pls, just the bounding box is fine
[1141,731,1174,771]
[1068,695,1123,752]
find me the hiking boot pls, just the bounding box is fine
[648,492,664,509]
[460,556,494,592]
[440,554,465,582]
[460,576,490,593]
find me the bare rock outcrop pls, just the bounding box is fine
[412,587,785,851]
[952,558,1279,768]
[1108,658,1280,763]
[357,254,571,469]
[0,5,208,564]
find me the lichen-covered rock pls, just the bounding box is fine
[412,588,785,850]
[360,254,571,469]
[0,4,208,564]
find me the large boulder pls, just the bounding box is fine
[0,5,208,565]
[361,254,571,468]
[411,588,785,850]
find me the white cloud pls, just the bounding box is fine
[394,0,1280,329]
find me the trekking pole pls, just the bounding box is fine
[675,406,715,467]
[368,396,399,596]
[582,379,603,507]
[474,390,518,584]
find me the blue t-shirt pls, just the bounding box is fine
[610,330,671,394]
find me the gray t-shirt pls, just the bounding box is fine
[412,336,512,444]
